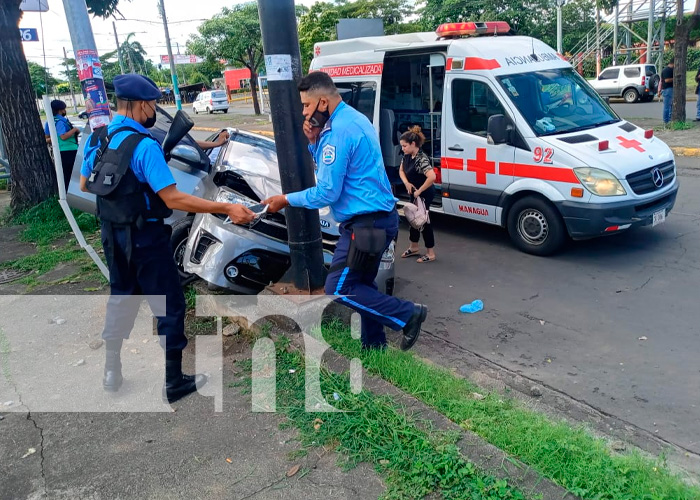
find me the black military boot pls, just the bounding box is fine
[163,350,208,404]
[103,339,123,392]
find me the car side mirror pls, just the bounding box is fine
[487,114,512,145]
[170,145,202,166]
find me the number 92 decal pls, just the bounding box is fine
[533,146,554,164]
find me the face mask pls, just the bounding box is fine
[143,103,157,128]
[308,100,330,129]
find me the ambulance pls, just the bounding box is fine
[309,22,679,255]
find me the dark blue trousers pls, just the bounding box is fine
[325,211,415,348]
[101,221,187,354]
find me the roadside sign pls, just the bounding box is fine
[160,54,204,65]
[20,0,49,12]
[19,28,39,42]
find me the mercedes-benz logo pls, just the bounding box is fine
[651,167,664,188]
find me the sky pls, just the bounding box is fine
[19,0,316,77]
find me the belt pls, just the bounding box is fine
[346,209,396,226]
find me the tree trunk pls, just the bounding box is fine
[127,50,135,74]
[0,0,57,212]
[250,70,261,115]
[671,0,700,122]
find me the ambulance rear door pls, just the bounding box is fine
[442,72,516,223]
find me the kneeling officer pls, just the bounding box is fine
[81,74,255,403]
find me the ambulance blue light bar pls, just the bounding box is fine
[436,21,511,38]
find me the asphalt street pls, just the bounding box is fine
[393,156,700,456]
[611,98,699,120]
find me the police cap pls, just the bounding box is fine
[113,74,162,101]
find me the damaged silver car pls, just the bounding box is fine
[183,129,396,295]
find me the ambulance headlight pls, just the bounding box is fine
[574,167,626,196]
[215,188,256,207]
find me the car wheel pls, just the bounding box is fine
[223,109,228,114]
[649,74,660,94]
[170,216,198,286]
[207,107,213,114]
[507,196,567,256]
[623,88,639,103]
[193,107,198,115]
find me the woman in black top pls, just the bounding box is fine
[399,126,437,263]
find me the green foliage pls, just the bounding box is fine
[27,61,60,98]
[188,3,263,74]
[120,33,147,73]
[298,0,413,71]
[10,197,99,246]
[85,0,128,18]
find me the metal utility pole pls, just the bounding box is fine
[647,0,656,63]
[556,0,565,54]
[62,0,110,129]
[112,21,126,74]
[158,0,181,110]
[613,2,619,65]
[257,0,325,292]
[62,46,79,113]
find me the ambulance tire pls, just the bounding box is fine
[507,196,567,256]
[171,216,198,286]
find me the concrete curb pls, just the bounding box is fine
[671,147,700,157]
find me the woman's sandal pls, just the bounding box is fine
[417,254,436,263]
[401,248,420,259]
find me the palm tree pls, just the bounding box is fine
[120,33,147,74]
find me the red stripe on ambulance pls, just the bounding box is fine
[499,163,580,183]
[442,157,464,170]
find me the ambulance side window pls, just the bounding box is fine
[452,80,505,137]
[336,82,377,124]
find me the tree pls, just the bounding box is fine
[120,32,147,74]
[297,0,413,71]
[0,0,122,212]
[672,0,700,122]
[27,61,60,98]
[188,3,264,114]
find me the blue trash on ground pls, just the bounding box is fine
[460,300,483,314]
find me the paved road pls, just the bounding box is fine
[393,156,700,456]
[611,98,699,120]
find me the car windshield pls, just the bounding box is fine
[497,67,619,137]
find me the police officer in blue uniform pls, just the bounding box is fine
[81,74,255,402]
[264,72,427,351]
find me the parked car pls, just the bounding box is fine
[183,129,396,295]
[66,108,395,294]
[589,64,659,103]
[192,90,229,114]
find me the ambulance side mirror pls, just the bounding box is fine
[487,114,512,145]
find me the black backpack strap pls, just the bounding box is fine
[95,126,142,161]
[89,125,109,148]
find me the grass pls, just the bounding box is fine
[1,197,103,288]
[0,179,7,191]
[319,320,700,500]
[236,334,527,500]
[666,121,695,131]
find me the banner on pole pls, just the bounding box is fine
[160,54,204,65]
[76,49,111,130]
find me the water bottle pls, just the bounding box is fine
[460,300,483,314]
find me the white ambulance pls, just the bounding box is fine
[310,22,678,255]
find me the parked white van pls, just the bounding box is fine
[193,90,229,114]
[310,22,678,255]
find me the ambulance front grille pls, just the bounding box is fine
[626,161,675,195]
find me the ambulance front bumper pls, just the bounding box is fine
[555,183,678,239]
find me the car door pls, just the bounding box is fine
[595,68,620,96]
[441,75,515,223]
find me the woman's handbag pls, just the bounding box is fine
[403,195,430,231]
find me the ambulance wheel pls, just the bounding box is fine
[507,196,566,256]
[171,216,198,286]
[623,88,639,103]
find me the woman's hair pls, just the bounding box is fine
[400,125,425,148]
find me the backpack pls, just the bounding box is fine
[403,195,430,231]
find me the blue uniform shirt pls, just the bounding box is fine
[286,101,396,223]
[81,114,175,194]
[44,115,71,137]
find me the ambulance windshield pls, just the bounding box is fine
[497,68,619,137]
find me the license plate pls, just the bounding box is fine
[652,209,666,227]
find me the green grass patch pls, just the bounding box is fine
[0,179,8,191]
[10,196,99,246]
[237,334,527,500]
[320,320,700,500]
[667,121,695,131]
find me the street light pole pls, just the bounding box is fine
[257,0,326,292]
[556,0,564,54]
[62,46,79,114]
[158,0,181,110]
[112,21,126,75]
